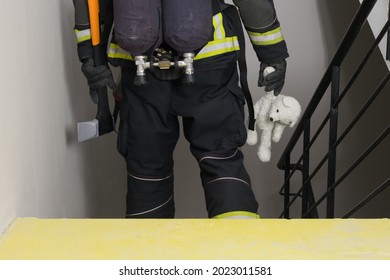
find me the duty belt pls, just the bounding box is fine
[134,47,195,85]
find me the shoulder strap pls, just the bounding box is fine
[101,0,114,48]
[212,0,222,12]
[100,0,122,128]
[223,4,256,131]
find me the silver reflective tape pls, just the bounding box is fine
[199,149,239,163]
[205,177,249,186]
[127,172,172,182]
[126,195,173,217]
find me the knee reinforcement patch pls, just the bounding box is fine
[126,171,175,218]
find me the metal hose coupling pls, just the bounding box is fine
[178,53,195,84]
[134,55,150,86]
[134,52,195,85]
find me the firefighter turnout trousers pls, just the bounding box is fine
[117,61,259,219]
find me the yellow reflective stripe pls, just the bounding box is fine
[248,27,284,46]
[107,43,134,60]
[74,29,91,43]
[195,36,239,60]
[213,13,225,40]
[107,12,236,62]
[212,211,260,219]
[108,38,239,61]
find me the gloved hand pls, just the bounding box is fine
[258,59,286,96]
[81,57,116,103]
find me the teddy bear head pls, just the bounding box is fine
[269,95,301,127]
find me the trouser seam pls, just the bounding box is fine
[127,171,173,182]
[205,177,249,187]
[198,148,239,163]
[126,195,173,217]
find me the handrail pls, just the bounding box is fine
[302,125,390,218]
[277,0,378,170]
[387,0,390,60]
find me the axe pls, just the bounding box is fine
[77,0,114,142]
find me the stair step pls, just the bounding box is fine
[0,218,389,259]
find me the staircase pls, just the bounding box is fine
[0,1,389,265]
[0,218,389,259]
[278,0,390,218]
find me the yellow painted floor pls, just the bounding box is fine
[0,218,389,260]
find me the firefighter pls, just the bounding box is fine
[73,0,288,219]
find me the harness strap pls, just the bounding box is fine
[101,0,114,47]
[100,0,123,129]
[217,1,256,131]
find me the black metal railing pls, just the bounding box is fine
[277,0,390,218]
[387,0,390,60]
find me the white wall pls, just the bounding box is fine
[0,0,126,234]
[1,0,388,234]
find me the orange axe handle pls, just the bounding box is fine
[86,0,114,137]
[87,0,100,46]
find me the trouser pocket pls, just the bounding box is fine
[117,102,130,158]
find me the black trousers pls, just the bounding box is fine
[117,61,259,218]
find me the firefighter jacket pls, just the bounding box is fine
[73,0,288,67]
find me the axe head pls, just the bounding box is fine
[77,119,99,142]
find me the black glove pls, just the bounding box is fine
[258,59,286,96]
[81,57,116,103]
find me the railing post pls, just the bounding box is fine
[283,154,291,218]
[327,66,340,218]
[301,118,311,217]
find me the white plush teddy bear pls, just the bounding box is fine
[247,67,301,162]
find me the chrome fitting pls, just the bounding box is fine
[134,55,150,77]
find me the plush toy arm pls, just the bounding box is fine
[257,121,274,162]
[246,129,258,146]
[272,123,286,143]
